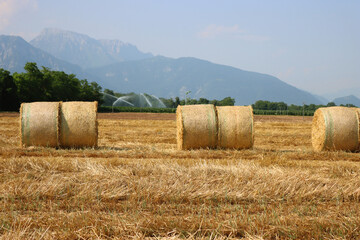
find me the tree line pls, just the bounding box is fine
[0,62,103,111]
[1,63,356,114]
[252,100,356,116]
[252,100,356,111]
[160,96,235,108]
[103,89,236,108]
[1,63,236,111]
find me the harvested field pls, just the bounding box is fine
[0,112,360,239]
[0,112,313,122]
[99,112,176,120]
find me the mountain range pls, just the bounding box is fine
[0,35,83,75]
[0,28,355,105]
[29,28,153,69]
[333,95,360,107]
[87,56,321,105]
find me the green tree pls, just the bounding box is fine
[79,80,103,104]
[308,104,316,111]
[102,89,117,106]
[253,100,268,110]
[187,98,198,105]
[210,99,219,106]
[0,69,19,111]
[198,98,210,104]
[13,62,49,102]
[277,102,287,110]
[42,68,81,101]
[13,62,104,104]
[218,97,235,106]
[103,88,115,96]
[180,99,186,105]
[175,97,181,107]
[327,102,336,107]
[159,97,175,108]
[345,104,356,107]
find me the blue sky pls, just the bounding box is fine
[1,0,359,99]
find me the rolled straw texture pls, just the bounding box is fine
[312,107,359,151]
[176,104,217,150]
[216,106,254,149]
[59,101,98,148]
[354,108,360,150]
[20,102,60,147]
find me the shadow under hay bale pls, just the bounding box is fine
[217,106,254,149]
[176,104,217,150]
[59,101,98,148]
[312,107,359,152]
[20,102,60,147]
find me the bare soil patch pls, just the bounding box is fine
[0,112,18,117]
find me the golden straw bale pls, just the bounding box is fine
[354,108,360,149]
[312,107,359,151]
[59,101,98,148]
[216,106,254,149]
[20,102,60,147]
[176,104,217,150]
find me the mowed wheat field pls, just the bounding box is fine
[1,112,360,239]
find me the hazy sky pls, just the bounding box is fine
[1,0,359,98]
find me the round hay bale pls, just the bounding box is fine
[312,107,359,151]
[59,101,98,148]
[20,102,60,147]
[216,106,254,149]
[176,104,217,150]
[354,108,360,149]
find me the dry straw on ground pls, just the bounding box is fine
[312,106,359,151]
[217,105,254,149]
[59,101,98,148]
[20,102,60,147]
[176,104,217,150]
[3,113,360,239]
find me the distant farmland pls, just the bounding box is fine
[1,112,360,239]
